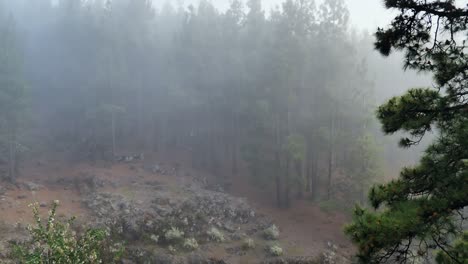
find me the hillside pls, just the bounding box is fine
[0,156,352,263]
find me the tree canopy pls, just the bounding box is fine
[0,0,391,208]
[345,0,468,263]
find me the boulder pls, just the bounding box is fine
[23,182,43,191]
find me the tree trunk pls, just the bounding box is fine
[275,150,282,207]
[327,116,335,200]
[311,154,318,201]
[231,112,238,176]
[8,133,15,182]
[296,160,303,199]
[306,157,311,193]
[111,111,116,158]
[274,116,282,207]
[285,157,291,208]
[209,106,217,175]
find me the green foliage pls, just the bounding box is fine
[346,1,468,263]
[267,244,283,256]
[182,238,199,251]
[284,134,306,162]
[207,227,225,242]
[346,133,383,202]
[12,201,122,264]
[164,227,184,243]
[263,224,280,240]
[0,8,27,180]
[1,0,381,207]
[167,245,177,255]
[377,88,441,147]
[149,234,159,243]
[436,232,468,264]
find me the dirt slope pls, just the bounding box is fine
[0,158,352,263]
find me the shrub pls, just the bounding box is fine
[168,245,177,255]
[267,244,283,256]
[12,200,122,263]
[207,227,225,242]
[242,238,255,250]
[150,234,159,243]
[182,238,199,251]
[263,224,280,240]
[164,227,184,243]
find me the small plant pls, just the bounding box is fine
[207,227,225,242]
[150,234,159,243]
[242,238,255,250]
[164,227,184,243]
[12,200,122,263]
[168,245,177,254]
[267,244,283,256]
[182,238,199,251]
[264,224,280,240]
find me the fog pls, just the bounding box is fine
[0,0,439,262]
[156,0,398,31]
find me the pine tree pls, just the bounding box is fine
[345,1,468,263]
[0,9,27,182]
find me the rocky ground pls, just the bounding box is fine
[0,159,351,263]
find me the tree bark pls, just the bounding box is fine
[231,111,238,176]
[8,133,15,182]
[296,160,303,199]
[111,111,116,158]
[274,116,282,207]
[285,157,291,208]
[327,116,335,200]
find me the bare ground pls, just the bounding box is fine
[0,156,353,262]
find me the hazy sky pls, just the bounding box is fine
[156,0,468,31]
[155,0,396,31]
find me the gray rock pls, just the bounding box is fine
[24,182,42,191]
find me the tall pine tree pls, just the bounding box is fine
[345,1,468,263]
[0,6,27,181]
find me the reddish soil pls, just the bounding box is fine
[0,154,353,258]
[228,169,353,257]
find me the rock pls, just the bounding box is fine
[222,222,238,233]
[74,173,105,194]
[262,257,318,264]
[81,179,266,263]
[24,182,42,191]
[40,202,48,208]
[17,195,27,199]
[230,232,245,241]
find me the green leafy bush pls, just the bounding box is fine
[164,227,184,243]
[207,227,225,242]
[263,225,280,240]
[168,245,177,255]
[150,234,159,243]
[12,200,123,264]
[182,238,199,251]
[267,244,283,256]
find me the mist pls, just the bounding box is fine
[0,0,439,263]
